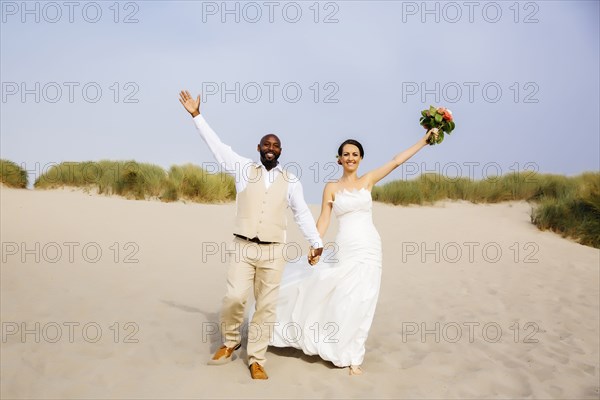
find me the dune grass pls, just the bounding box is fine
[373,172,600,248]
[163,163,236,203]
[0,159,28,188]
[530,173,599,248]
[33,160,235,203]
[372,171,577,205]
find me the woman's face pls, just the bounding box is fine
[339,144,362,172]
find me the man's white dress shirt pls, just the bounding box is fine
[193,115,323,248]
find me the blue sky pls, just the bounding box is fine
[1,0,599,203]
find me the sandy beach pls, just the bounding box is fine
[1,186,598,399]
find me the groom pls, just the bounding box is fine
[179,90,323,380]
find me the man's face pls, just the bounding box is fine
[257,134,282,169]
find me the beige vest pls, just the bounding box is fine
[233,165,289,243]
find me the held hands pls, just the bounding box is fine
[308,247,324,266]
[179,90,200,117]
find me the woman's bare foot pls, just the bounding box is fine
[349,365,363,375]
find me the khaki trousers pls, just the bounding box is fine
[221,237,287,366]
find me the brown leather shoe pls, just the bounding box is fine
[249,362,268,380]
[207,343,241,365]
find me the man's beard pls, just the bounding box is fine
[260,150,280,169]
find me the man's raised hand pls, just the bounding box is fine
[179,90,200,117]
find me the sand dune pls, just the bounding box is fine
[1,187,598,399]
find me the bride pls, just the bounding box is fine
[269,129,439,375]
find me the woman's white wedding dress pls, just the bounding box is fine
[270,187,382,367]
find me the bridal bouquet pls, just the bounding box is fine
[420,106,455,145]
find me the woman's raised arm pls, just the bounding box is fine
[364,128,438,187]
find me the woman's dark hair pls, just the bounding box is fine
[337,139,365,158]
